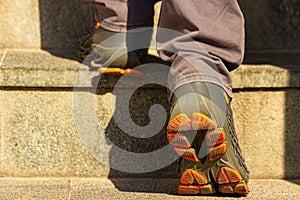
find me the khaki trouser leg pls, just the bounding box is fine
[89,0,245,97]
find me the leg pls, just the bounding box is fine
[79,0,159,72]
[158,0,250,195]
[158,0,245,96]
[90,0,159,32]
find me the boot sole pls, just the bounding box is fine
[167,113,226,162]
[167,113,249,195]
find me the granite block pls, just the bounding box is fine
[241,65,291,88]
[284,89,300,178]
[1,178,300,200]
[0,49,94,87]
[0,178,69,200]
[1,0,300,54]
[0,0,41,48]
[240,91,286,178]
[0,90,109,177]
[0,50,300,178]
[69,179,300,199]
[232,90,300,179]
[238,0,300,52]
[1,88,299,178]
[1,49,300,89]
[39,0,94,50]
[0,88,177,178]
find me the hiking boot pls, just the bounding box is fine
[167,82,250,195]
[78,23,147,75]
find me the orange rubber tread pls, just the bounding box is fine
[205,129,226,146]
[219,184,234,194]
[167,133,191,148]
[217,167,242,184]
[207,143,227,161]
[178,184,215,195]
[167,114,191,132]
[180,169,208,185]
[168,113,217,132]
[191,113,217,130]
[235,183,249,195]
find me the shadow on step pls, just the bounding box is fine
[287,180,300,186]
[109,179,178,195]
[92,70,179,177]
[39,0,94,61]
[90,70,181,193]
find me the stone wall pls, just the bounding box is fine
[0,1,299,179]
[1,1,299,54]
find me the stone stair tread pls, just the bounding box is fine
[0,178,299,199]
[1,49,300,88]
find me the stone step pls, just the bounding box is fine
[0,49,300,179]
[0,178,299,199]
[1,49,299,88]
[1,0,300,54]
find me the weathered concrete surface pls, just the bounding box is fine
[0,88,299,178]
[238,0,300,53]
[1,49,300,89]
[283,90,300,179]
[38,0,94,50]
[0,50,4,65]
[0,88,178,178]
[0,49,84,87]
[70,179,300,200]
[0,0,299,192]
[0,178,70,200]
[1,0,299,53]
[235,90,300,179]
[0,178,299,200]
[0,0,94,50]
[0,49,168,88]
[0,49,300,178]
[0,0,41,48]
[0,90,110,177]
